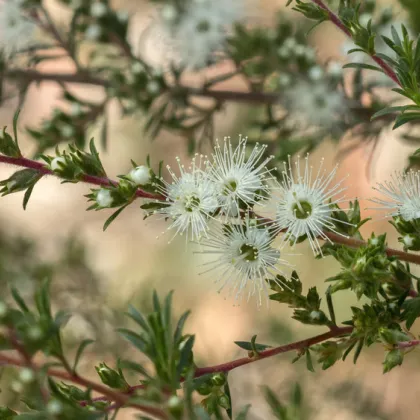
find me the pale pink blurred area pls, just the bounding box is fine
[1,0,420,419]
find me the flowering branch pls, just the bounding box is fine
[2,153,420,267]
[309,0,402,87]
[0,154,161,200]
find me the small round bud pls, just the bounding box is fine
[304,49,316,62]
[117,10,129,22]
[369,237,379,246]
[11,381,23,393]
[85,24,102,40]
[147,81,160,95]
[403,234,414,248]
[70,103,83,117]
[167,395,183,416]
[61,125,75,138]
[283,37,297,50]
[197,382,212,395]
[91,2,108,17]
[27,326,43,341]
[132,62,145,74]
[47,400,63,415]
[278,73,292,87]
[129,166,151,185]
[50,156,66,172]
[277,46,289,59]
[211,373,226,387]
[161,4,177,22]
[96,189,113,208]
[295,44,306,57]
[217,394,230,410]
[309,310,323,321]
[308,66,323,81]
[19,368,35,384]
[328,61,342,78]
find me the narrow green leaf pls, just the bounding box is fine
[22,184,35,210]
[224,381,233,419]
[11,287,29,312]
[12,108,21,148]
[73,339,95,373]
[305,349,315,372]
[103,204,129,231]
[343,63,383,72]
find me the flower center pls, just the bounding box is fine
[223,178,238,195]
[292,197,312,219]
[239,243,258,261]
[184,195,201,212]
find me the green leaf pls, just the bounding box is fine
[103,204,129,231]
[13,108,21,147]
[371,106,417,120]
[393,113,420,129]
[223,381,233,419]
[305,349,315,372]
[263,386,287,418]
[343,63,383,72]
[22,184,35,210]
[235,405,251,420]
[234,339,271,352]
[73,339,95,373]
[402,297,420,329]
[118,360,151,379]
[11,286,29,312]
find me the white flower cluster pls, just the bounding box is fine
[0,0,37,57]
[159,0,245,69]
[145,136,350,305]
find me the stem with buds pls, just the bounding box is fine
[1,153,420,267]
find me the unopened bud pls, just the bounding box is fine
[50,156,66,172]
[91,2,108,17]
[19,368,35,384]
[96,189,113,208]
[129,166,151,186]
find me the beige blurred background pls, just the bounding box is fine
[1,0,420,418]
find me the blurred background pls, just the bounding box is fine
[1,0,420,418]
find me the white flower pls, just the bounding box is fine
[0,0,37,56]
[165,0,244,68]
[205,136,274,217]
[308,66,324,81]
[197,217,288,305]
[284,79,347,129]
[271,155,349,256]
[129,166,151,186]
[96,189,113,208]
[369,171,420,221]
[153,155,218,242]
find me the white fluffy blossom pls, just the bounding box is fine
[284,79,348,130]
[154,155,218,242]
[129,165,151,186]
[205,136,274,217]
[271,155,349,256]
[0,0,37,56]
[164,0,244,69]
[369,171,420,221]
[198,217,287,305]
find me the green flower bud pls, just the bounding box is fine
[95,363,129,390]
[167,395,183,418]
[211,372,226,387]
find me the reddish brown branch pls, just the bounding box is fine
[397,339,420,349]
[309,0,401,86]
[0,352,167,418]
[0,155,161,200]
[194,326,353,376]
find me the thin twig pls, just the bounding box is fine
[309,0,401,86]
[0,352,167,418]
